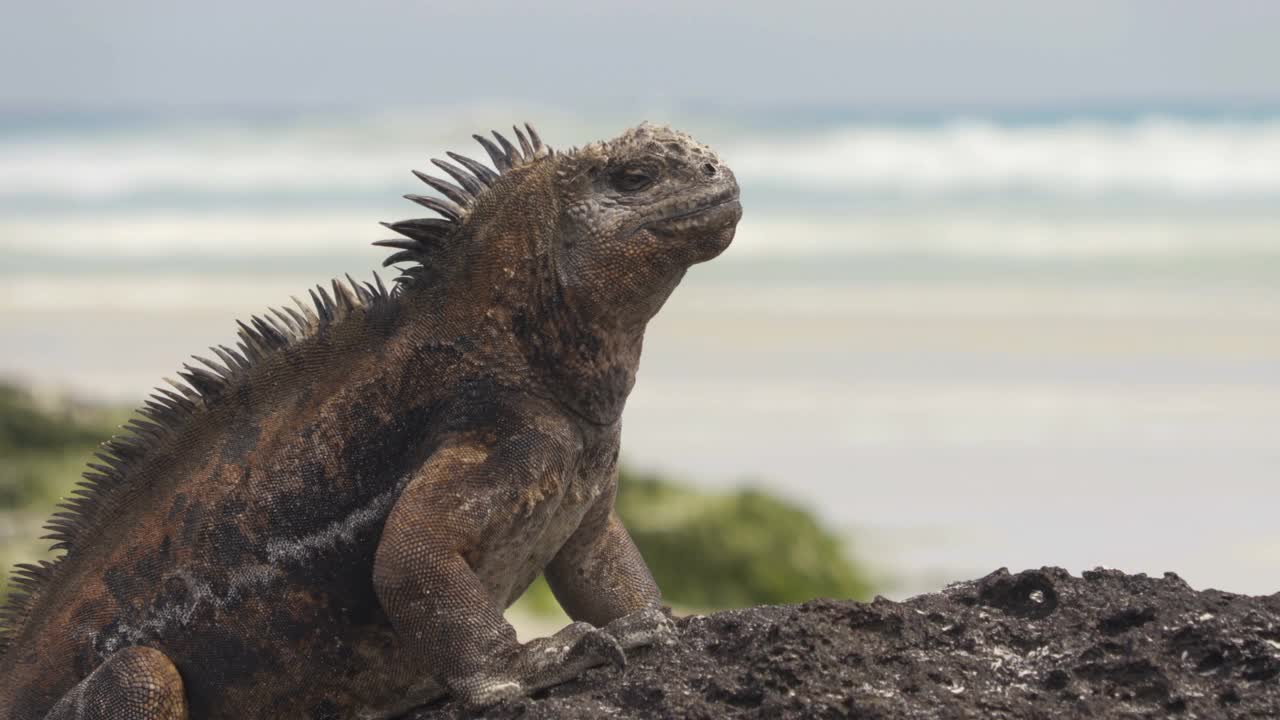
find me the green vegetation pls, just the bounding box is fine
[0,385,126,508]
[617,471,872,607]
[0,382,872,613]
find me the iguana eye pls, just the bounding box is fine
[610,167,655,192]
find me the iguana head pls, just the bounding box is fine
[552,123,742,310]
[381,123,740,326]
[380,123,740,422]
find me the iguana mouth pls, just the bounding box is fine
[647,192,743,235]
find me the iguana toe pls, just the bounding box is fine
[566,626,627,670]
[605,606,679,648]
[454,675,523,709]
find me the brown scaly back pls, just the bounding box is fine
[375,123,553,288]
[0,274,394,656]
[0,122,552,656]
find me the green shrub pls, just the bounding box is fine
[0,385,107,454]
[0,385,124,508]
[616,470,872,608]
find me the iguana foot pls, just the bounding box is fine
[455,609,678,708]
[42,646,187,720]
[602,606,678,649]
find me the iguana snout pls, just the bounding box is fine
[559,122,742,256]
[644,178,742,262]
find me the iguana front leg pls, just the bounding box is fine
[546,482,677,649]
[372,434,625,707]
[42,646,187,720]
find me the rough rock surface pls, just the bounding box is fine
[412,567,1280,719]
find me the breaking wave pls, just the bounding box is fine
[726,117,1280,200]
[2,111,1280,204]
[3,108,1280,262]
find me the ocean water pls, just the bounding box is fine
[2,107,1278,597]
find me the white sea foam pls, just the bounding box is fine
[0,212,383,255]
[3,113,1280,201]
[4,210,1280,260]
[725,117,1280,198]
[727,213,1280,258]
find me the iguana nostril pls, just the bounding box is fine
[702,162,717,177]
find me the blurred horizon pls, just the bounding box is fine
[4,2,1279,108]
[2,3,1279,599]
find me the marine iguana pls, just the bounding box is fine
[0,123,742,719]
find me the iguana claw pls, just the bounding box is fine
[567,626,626,670]
[604,606,678,649]
[455,620,629,707]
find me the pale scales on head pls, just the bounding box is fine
[555,122,721,182]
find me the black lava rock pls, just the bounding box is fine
[412,567,1280,719]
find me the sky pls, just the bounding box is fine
[2,1,1278,111]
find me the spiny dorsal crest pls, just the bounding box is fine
[1,124,554,656]
[375,123,552,278]
[0,272,392,656]
[39,274,389,553]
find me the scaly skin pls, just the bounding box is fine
[0,123,741,719]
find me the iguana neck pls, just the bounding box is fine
[398,172,687,426]
[522,251,688,426]
[525,295,644,427]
